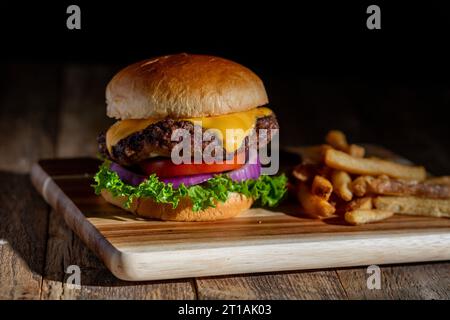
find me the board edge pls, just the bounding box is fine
[30,162,129,280]
[113,232,450,281]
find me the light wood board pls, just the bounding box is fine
[30,148,450,281]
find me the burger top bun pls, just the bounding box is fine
[106,53,269,120]
[101,190,253,222]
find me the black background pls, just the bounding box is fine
[2,1,450,173]
[3,1,450,75]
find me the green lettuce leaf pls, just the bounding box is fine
[92,160,287,212]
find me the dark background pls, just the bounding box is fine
[2,1,450,174]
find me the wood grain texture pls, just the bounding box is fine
[336,262,450,299]
[39,65,196,299]
[31,155,450,281]
[196,271,348,299]
[0,64,60,299]
[0,172,49,299]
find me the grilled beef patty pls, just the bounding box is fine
[98,114,279,166]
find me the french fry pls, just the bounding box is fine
[331,170,353,201]
[344,209,394,225]
[343,197,373,211]
[425,176,450,185]
[326,130,348,151]
[311,175,333,200]
[350,176,374,197]
[297,183,336,218]
[324,149,426,181]
[325,130,365,158]
[347,144,365,158]
[336,197,372,216]
[352,176,450,199]
[373,196,450,218]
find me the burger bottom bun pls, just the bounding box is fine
[100,190,253,221]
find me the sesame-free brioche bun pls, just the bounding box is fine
[106,53,269,120]
[101,190,253,221]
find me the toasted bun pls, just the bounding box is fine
[101,190,253,221]
[106,53,268,120]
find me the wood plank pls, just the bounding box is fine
[196,271,347,299]
[31,156,450,281]
[336,262,450,299]
[0,64,61,299]
[0,172,50,299]
[40,64,196,299]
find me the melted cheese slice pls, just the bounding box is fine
[106,107,273,155]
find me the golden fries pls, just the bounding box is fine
[373,196,450,218]
[311,176,333,200]
[331,170,353,201]
[351,176,450,199]
[326,130,365,158]
[345,209,394,225]
[342,197,373,211]
[326,130,348,151]
[425,176,450,185]
[337,197,373,216]
[324,149,426,181]
[347,144,365,158]
[297,183,336,218]
[291,130,450,225]
[350,176,374,197]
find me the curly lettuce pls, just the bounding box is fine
[92,161,287,212]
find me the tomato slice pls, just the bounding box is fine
[139,157,244,178]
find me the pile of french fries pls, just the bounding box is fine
[292,130,450,225]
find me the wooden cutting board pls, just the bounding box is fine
[30,147,450,281]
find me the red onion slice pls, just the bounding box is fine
[227,156,261,182]
[110,162,147,186]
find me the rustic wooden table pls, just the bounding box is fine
[1,64,449,299]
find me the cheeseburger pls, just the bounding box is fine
[93,53,287,221]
